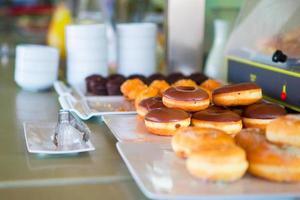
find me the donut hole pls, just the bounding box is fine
[176,86,196,92]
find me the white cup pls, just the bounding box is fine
[66,24,106,39]
[67,60,107,86]
[65,24,108,86]
[117,23,157,76]
[15,45,59,91]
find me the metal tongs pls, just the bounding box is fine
[53,109,90,149]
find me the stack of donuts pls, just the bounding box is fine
[236,116,300,182]
[121,74,300,183]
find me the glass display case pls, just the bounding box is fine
[226,0,300,111]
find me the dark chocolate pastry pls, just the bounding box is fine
[85,74,104,93]
[166,72,185,84]
[108,74,126,82]
[106,77,125,95]
[147,73,166,85]
[188,72,208,85]
[128,74,147,84]
[90,78,107,95]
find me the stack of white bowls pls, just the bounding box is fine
[117,23,157,76]
[66,24,108,86]
[15,44,59,91]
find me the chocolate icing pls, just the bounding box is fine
[163,86,209,101]
[107,74,125,81]
[193,106,241,122]
[91,83,107,95]
[147,73,166,84]
[128,74,147,84]
[85,75,107,95]
[166,72,185,84]
[213,82,261,95]
[145,108,190,123]
[243,102,286,119]
[188,72,208,85]
[139,97,165,111]
[106,77,125,95]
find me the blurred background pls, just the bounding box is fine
[0,0,244,66]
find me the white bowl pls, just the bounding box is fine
[15,44,59,91]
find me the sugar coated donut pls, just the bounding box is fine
[121,78,147,100]
[149,80,170,95]
[236,128,300,182]
[172,127,234,158]
[172,79,198,87]
[186,144,248,182]
[266,114,300,147]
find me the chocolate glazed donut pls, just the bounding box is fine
[242,102,286,131]
[192,106,243,135]
[213,82,262,106]
[163,86,210,112]
[136,97,165,117]
[144,108,191,136]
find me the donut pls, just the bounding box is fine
[266,115,300,148]
[186,144,248,182]
[149,80,170,95]
[213,82,262,106]
[229,106,246,116]
[172,79,198,87]
[192,106,242,135]
[188,72,208,85]
[199,86,212,101]
[121,78,147,100]
[242,102,286,131]
[127,74,147,84]
[144,108,191,136]
[163,86,210,112]
[200,79,222,91]
[166,72,185,84]
[236,128,300,182]
[147,73,166,84]
[134,87,159,108]
[172,127,234,158]
[136,97,165,117]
